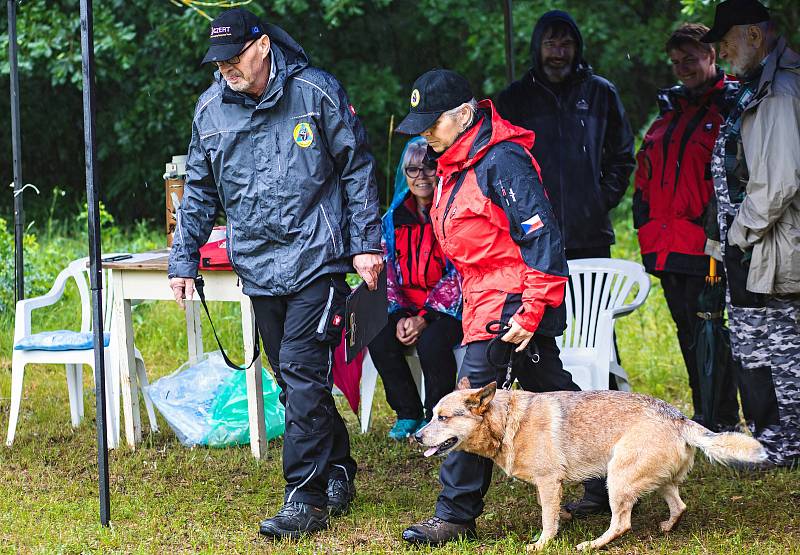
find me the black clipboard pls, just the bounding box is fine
[344,267,388,362]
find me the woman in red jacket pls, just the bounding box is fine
[394,69,603,545]
[633,23,740,430]
[369,137,463,440]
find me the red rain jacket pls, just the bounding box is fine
[430,100,568,344]
[633,71,738,276]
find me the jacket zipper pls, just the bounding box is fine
[274,128,282,174]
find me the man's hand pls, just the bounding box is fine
[169,277,195,310]
[396,315,427,346]
[353,253,384,291]
[501,316,534,352]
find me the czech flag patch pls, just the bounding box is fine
[521,214,544,234]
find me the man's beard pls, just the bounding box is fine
[730,43,761,77]
[226,78,250,92]
[542,60,572,83]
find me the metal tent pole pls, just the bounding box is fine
[502,0,516,83]
[79,0,111,526]
[8,0,24,302]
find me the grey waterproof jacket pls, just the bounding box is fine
[168,23,382,296]
[728,37,800,295]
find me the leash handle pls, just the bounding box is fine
[194,275,260,371]
[485,319,540,390]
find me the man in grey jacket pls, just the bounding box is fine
[703,0,800,468]
[168,9,383,536]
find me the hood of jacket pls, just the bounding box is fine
[529,10,591,84]
[436,99,535,177]
[215,22,309,109]
[751,36,800,105]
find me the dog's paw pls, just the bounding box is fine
[576,540,593,551]
[660,519,674,532]
[526,540,547,552]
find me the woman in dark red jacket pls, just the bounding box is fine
[394,69,602,545]
[633,24,739,430]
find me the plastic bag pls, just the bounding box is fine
[204,366,285,447]
[144,351,285,447]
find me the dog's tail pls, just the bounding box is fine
[681,419,767,466]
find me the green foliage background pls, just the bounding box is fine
[1,0,798,225]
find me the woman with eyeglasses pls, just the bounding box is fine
[367,136,463,440]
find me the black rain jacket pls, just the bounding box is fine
[496,10,635,250]
[169,23,382,295]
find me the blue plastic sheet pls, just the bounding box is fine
[144,351,285,447]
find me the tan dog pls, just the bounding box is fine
[415,378,767,551]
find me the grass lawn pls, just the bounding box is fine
[1,209,798,554]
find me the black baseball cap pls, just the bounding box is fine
[700,0,770,43]
[201,8,265,65]
[395,69,474,135]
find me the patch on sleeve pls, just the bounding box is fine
[521,214,544,234]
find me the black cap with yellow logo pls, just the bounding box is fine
[395,69,474,135]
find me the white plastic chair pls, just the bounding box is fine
[559,258,651,392]
[360,345,466,434]
[7,256,158,448]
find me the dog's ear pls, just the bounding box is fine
[464,382,496,415]
[457,377,471,390]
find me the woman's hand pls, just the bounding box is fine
[500,316,534,352]
[396,315,427,346]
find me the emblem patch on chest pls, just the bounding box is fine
[293,122,314,148]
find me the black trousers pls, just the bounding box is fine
[435,335,607,523]
[250,273,356,508]
[660,272,740,427]
[369,312,463,421]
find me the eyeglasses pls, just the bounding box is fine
[405,165,437,178]
[215,39,257,67]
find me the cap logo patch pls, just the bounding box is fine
[210,26,232,38]
[410,89,421,108]
[293,122,314,148]
[251,26,260,34]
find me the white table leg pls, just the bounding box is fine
[113,275,142,447]
[185,300,203,365]
[242,297,267,459]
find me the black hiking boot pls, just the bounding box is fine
[562,497,612,518]
[327,478,356,517]
[258,502,328,539]
[402,516,476,545]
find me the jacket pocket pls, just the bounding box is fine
[319,200,344,256]
[315,276,349,345]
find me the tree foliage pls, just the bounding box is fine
[1,0,798,225]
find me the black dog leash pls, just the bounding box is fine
[485,319,540,390]
[194,275,260,370]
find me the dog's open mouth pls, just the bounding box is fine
[423,437,458,457]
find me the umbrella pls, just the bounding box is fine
[694,257,733,431]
